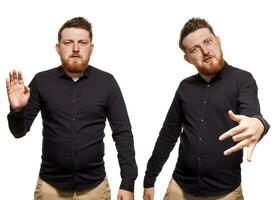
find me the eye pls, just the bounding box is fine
[190,47,199,53]
[63,41,72,46]
[79,41,89,45]
[205,38,212,45]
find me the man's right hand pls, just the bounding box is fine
[143,187,154,200]
[6,70,30,111]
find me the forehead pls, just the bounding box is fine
[182,28,214,48]
[60,28,90,40]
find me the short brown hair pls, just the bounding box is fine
[58,17,93,42]
[179,18,215,53]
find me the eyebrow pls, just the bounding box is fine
[62,39,90,42]
[204,36,213,41]
[189,44,200,51]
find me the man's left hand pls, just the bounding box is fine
[219,110,264,162]
[117,189,134,200]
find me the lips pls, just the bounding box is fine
[70,54,81,58]
[203,56,213,63]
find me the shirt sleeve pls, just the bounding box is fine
[7,74,41,138]
[144,88,183,188]
[106,76,138,192]
[237,72,270,137]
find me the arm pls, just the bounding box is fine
[219,72,270,161]
[6,70,40,138]
[106,76,138,195]
[143,91,182,199]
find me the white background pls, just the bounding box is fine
[0,0,277,199]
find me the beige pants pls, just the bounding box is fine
[34,177,111,200]
[164,178,244,200]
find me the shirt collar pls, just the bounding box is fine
[215,61,229,80]
[58,65,91,79]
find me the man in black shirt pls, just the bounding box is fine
[6,17,137,200]
[143,18,269,200]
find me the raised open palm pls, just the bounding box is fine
[6,70,30,111]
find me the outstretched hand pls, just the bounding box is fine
[219,110,264,161]
[6,70,30,111]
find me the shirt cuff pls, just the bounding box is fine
[120,179,135,192]
[143,175,156,188]
[9,106,25,117]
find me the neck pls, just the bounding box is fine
[63,69,84,79]
[199,73,213,82]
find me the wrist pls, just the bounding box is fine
[253,116,268,140]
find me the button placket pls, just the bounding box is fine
[72,83,77,123]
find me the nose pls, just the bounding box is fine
[201,45,209,55]
[73,42,80,52]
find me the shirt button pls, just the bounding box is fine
[72,100,76,103]
[201,119,204,122]
[72,118,76,121]
[199,137,202,141]
[203,100,207,104]
[197,157,201,160]
[207,84,210,87]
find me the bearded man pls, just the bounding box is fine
[6,17,137,200]
[143,17,269,200]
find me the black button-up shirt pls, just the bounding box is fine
[8,66,138,192]
[144,62,269,197]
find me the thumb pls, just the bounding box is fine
[24,86,30,94]
[228,110,241,123]
[247,144,256,162]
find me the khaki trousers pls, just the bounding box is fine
[34,177,111,200]
[164,178,244,200]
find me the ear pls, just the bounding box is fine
[184,54,191,63]
[55,43,61,56]
[90,43,94,56]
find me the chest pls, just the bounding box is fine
[179,81,239,116]
[38,79,109,118]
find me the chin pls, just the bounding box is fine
[62,60,89,73]
[199,60,224,76]
[68,65,88,73]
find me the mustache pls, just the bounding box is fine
[203,55,213,62]
[70,54,82,58]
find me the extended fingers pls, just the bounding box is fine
[247,145,256,162]
[223,140,248,156]
[6,78,10,92]
[219,125,246,141]
[8,69,23,85]
[9,70,18,85]
[232,131,255,142]
[13,69,19,84]
[18,71,24,84]
[228,110,241,123]
[9,71,13,85]
[6,78,10,88]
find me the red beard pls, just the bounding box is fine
[61,56,89,73]
[197,54,224,76]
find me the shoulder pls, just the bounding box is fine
[226,64,253,78]
[89,66,115,81]
[178,74,199,89]
[225,64,255,84]
[33,67,60,79]
[89,66,120,92]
